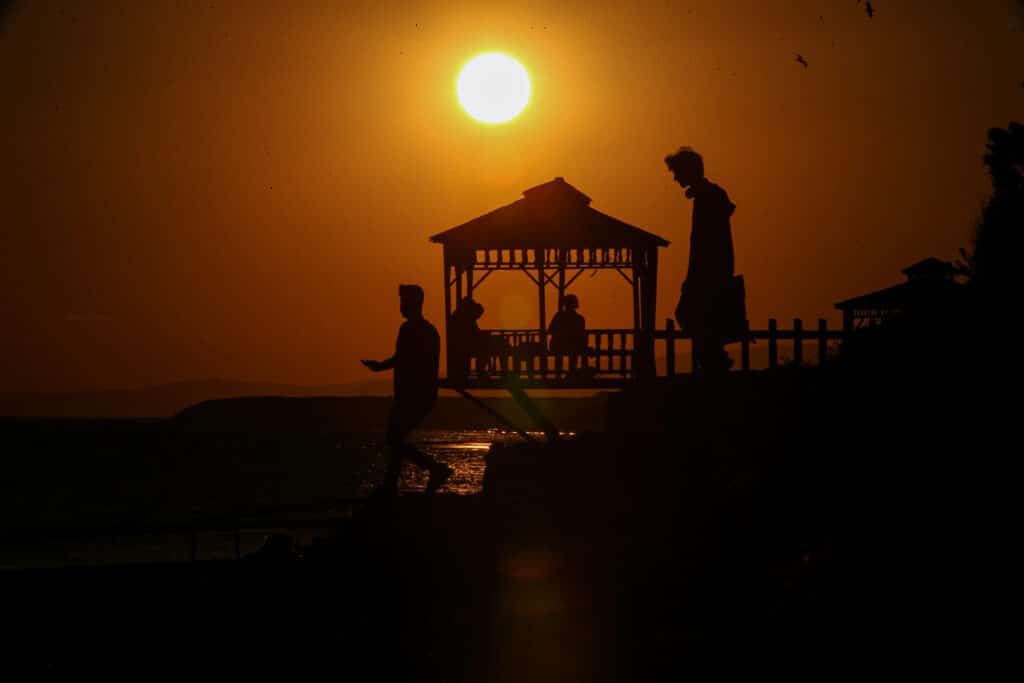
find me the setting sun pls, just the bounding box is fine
[456,53,531,124]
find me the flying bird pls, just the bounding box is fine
[795,53,808,68]
[866,2,874,18]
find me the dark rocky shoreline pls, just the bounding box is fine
[1,358,1004,677]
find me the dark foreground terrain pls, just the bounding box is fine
[1,352,1009,678]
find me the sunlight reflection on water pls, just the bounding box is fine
[360,429,576,496]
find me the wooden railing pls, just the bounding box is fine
[469,329,638,380]
[656,318,846,376]
[458,318,846,383]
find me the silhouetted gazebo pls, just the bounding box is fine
[430,177,669,388]
[834,257,965,330]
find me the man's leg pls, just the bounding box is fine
[570,351,581,374]
[694,333,731,374]
[385,403,429,484]
[692,334,707,374]
[383,402,453,493]
[715,341,733,371]
[692,334,715,375]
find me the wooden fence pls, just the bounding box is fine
[658,318,846,376]
[474,328,638,379]
[467,319,846,381]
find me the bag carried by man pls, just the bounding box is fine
[675,274,747,344]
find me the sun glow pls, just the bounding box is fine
[456,53,531,124]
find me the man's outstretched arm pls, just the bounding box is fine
[361,355,396,372]
[363,325,406,371]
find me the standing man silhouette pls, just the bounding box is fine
[362,284,454,495]
[666,147,739,373]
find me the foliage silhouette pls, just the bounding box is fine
[957,121,1022,306]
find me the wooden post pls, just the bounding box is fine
[612,333,619,374]
[512,333,520,376]
[537,251,546,333]
[442,252,453,379]
[639,247,658,379]
[609,332,615,373]
[793,318,803,367]
[557,249,566,310]
[666,318,676,378]
[768,318,778,370]
[582,330,591,372]
[595,332,603,373]
[620,332,627,376]
[741,321,750,371]
[632,264,641,331]
[537,250,546,379]
[604,332,610,374]
[818,319,828,366]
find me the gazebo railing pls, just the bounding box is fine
[463,329,639,380]
[450,318,847,385]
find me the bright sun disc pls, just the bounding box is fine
[457,53,531,124]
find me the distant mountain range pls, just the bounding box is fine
[0,341,825,418]
[0,379,608,432]
[0,377,394,418]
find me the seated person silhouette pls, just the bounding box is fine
[549,294,587,379]
[361,284,454,496]
[448,296,489,384]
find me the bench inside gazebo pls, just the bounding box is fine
[430,177,669,391]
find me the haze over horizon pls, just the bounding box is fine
[3,1,1021,393]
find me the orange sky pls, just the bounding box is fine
[1,0,1021,392]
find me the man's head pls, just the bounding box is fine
[457,296,484,319]
[399,284,425,319]
[563,294,579,310]
[665,146,704,188]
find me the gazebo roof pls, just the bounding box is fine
[901,257,956,281]
[834,279,964,311]
[834,257,964,311]
[429,177,670,249]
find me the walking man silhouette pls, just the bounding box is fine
[666,146,741,373]
[362,284,454,495]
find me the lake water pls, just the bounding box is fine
[386,428,566,496]
[0,428,570,569]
